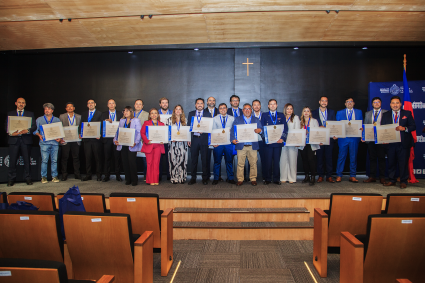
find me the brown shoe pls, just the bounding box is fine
[397,177,400,182]
[251,181,257,186]
[236,181,243,186]
[383,181,396,186]
[317,177,324,183]
[326,177,335,183]
[336,176,342,182]
[349,177,359,183]
[380,178,386,184]
[363,177,376,183]
[400,183,407,189]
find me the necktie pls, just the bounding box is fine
[18,111,22,116]
[395,112,398,123]
[374,111,378,120]
[234,109,237,117]
[89,112,93,119]
[272,113,275,118]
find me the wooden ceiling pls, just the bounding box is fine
[0,0,424,51]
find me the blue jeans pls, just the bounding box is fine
[40,144,59,178]
[213,144,234,180]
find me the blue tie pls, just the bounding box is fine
[234,109,238,117]
[89,112,93,119]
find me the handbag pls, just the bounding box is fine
[59,185,86,239]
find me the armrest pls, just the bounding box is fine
[134,231,153,246]
[313,208,329,278]
[134,231,153,283]
[97,275,115,283]
[63,241,73,279]
[340,232,364,283]
[161,208,174,276]
[396,280,412,283]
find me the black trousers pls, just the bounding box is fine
[316,140,334,178]
[387,143,410,184]
[61,142,80,176]
[264,146,282,182]
[121,146,138,184]
[103,138,121,176]
[190,137,209,180]
[300,145,317,176]
[159,144,170,179]
[367,142,386,178]
[8,138,31,181]
[83,140,102,176]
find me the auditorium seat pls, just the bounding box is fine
[0,192,6,203]
[340,214,425,283]
[396,280,412,283]
[109,193,173,276]
[384,193,425,214]
[313,193,383,278]
[0,258,114,283]
[8,192,56,211]
[63,212,153,283]
[57,193,107,213]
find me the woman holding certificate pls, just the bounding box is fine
[113,106,142,186]
[167,105,189,184]
[141,108,165,185]
[298,107,320,186]
[280,103,300,184]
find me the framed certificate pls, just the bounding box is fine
[170,126,191,142]
[307,127,330,145]
[81,122,101,138]
[374,124,401,144]
[40,122,65,141]
[63,126,81,142]
[284,129,306,147]
[190,117,213,133]
[159,114,172,125]
[362,124,375,142]
[326,121,346,138]
[344,120,362,137]
[117,128,135,146]
[102,121,120,138]
[234,124,258,143]
[7,116,32,134]
[146,125,170,144]
[264,124,285,144]
[209,128,231,145]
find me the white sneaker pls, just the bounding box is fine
[41,177,48,184]
[52,177,60,183]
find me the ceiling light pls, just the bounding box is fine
[194,48,199,51]
[326,10,330,14]
[140,15,144,20]
[294,47,299,50]
[59,19,63,23]
[149,15,153,19]
[362,47,368,50]
[128,51,133,54]
[68,19,72,22]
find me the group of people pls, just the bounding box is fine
[6,94,415,189]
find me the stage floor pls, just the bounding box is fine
[1,175,424,198]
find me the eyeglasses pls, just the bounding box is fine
[372,101,381,104]
[243,108,252,111]
[346,100,354,103]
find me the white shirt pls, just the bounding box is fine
[319,109,327,125]
[346,108,355,120]
[254,111,262,119]
[109,110,116,121]
[371,108,382,124]
[392,110,400,125]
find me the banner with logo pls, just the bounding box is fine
[0,147,41,182]
[368,80,425,178]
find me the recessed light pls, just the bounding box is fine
[128,51,133,54]
[362,47,368,50]
[194,48,199,51]
[294,47,299,50]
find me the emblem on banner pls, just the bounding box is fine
[4,155,9,167]
[390,84,400,95]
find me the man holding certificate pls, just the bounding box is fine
[381,96,416,189]
[6,97,36,186]
[34,103,62,184]
[158,97,172,181]
[230,103,262,186]
[336,97,363,183]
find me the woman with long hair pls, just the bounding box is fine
[168,105,189,184]
[141,108,165,185]
[280,103,300,183]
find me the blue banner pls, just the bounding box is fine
[190,116,195,132]
[80,123,84,137]
[39,125,46,141]
[146,125,149,139]
[102,121,107,137]
[263,126,269,144]
[368,80,425,178]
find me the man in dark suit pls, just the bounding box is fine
[80,99,103,181]
[187,98,212,185]
[381,96,416,189]
[312,96,337,183]
[100,99,123,182]
[205,96,219,181]
[261,99,288,184]
[6,97,36,186]
[227,95,243,117]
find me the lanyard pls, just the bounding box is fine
[161,109,169,115]
[320,109,327,126]
[135,110,142,118]
[233,109,239,117]
[17,110,24,116]
[286,116,291,123]
[68,114,75,126]
[44,115,54,124]
[109,111,115,121]
[88,110,95,122]
[346,109,353,121]
[220,115,227,128]
[393,112,399,124]
[373,109,382,123]
[243,116,251,124]
[197,111,202,124]
[304,118,310,129]
[124,119,131,128]
[177,120,181,131]
[269,111,277,125]
[255,112,262,120]
[151,120,158,126]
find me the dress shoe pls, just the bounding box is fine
[336,176,342,182]
[188,179,196,185]
[383,181,396,186]
[167,177,171,181]
[61,175,67,181]
[74,174,81,179]
[212,180,219,185]
[317,177,324,183]
[219,177,224,182]
[349,177,359,183]
[400,183,407,189]
[326,177,335,183]
[302,175,310,184]
[125,180,131,185]
[82,175,92,181]
[228,180,236,184]
[26,178,33,185]
[97,176,102,181]
[380,178,386,184]
[263,181,271,185]
[7,180,15,187]
[397,177,400,182]
[116,175,123,181]
[273,181,281,185]
[202,179,208,185]
[309,176,316,186]
[102,176,110,182]
[251,181,257,186]
[236,181,243,186]
[363,177,376,183]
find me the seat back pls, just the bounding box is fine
[63,212,134,282]
[385,194,425,214]
[0,211,64,262]
[8,192,55,211]
[0,192,6,203]
[363,214,425,283]
[58,193,106,213]
[0,258,68,283]
[328,193,382,247]
[109,193,161,248]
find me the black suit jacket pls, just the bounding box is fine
[6,110,36,145]
[81,109,103,142]
[381,109,416,148]
[205,107,219,118]
[100,110,123,142]
[227,108,243,117]
[187,109,212,145]
[311,108,336,127]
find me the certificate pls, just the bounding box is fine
[102,121,120,138]
[7,116,32,134]
[374,124,401,144]
[190,117,213,133]
[326,121,345,138]
[171,126,191,142]
[235,124,258,143]
[284,129,306,147]
[146,125,170,144]
[117,128,135,146]
[362,124,375,142]
[159,114,172,125]
[81,122,100,138]
[307,127,330,145]
[264,124,285,144]
[63,126,81,142]
[209,128,231,145]
[344,120,362,137]
[40,122,65,141]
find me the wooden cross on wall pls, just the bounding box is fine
[242,58,253,76]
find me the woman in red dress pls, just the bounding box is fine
[141,108,165,185]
